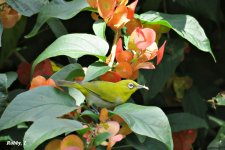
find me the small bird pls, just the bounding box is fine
[55,80,148,109]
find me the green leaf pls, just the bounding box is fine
[0,86,77,131]
[81,110,99,122]
[68,88,85,106]
[83,62,110,82]
[167,112,208,132]
[182,87,208,119]
[93,20,106,40]
[212,92,225,106]
[32,33,109,73]
[0,73,8,115]
[23,117,83,150]
[6,0,48,16]
[51,63,83,80]
[139,11,215,60]
[0,17,27,66]
[94,132,111,146]
[113,103,173,150]
[126,134,168,150]
[5,72,17,88]
[208,126,225,149]
[47,18,68,38]
[26,0,89,38]
[138,39,184,103]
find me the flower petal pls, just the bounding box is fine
[107,134,124,150]
[134,28,156,50]
[156,41,166,65]
[107,5,129,30]
[116,38,123,61]
[98,0,116,19]
[127,0,138,19]
[133,62,155,71]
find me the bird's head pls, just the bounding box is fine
[117,80,149,95]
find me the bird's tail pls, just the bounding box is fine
[55,80,85,92]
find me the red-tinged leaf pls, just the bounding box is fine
[156,41,166,65]
[127,0,138,19]
[107,5,129,30]
[134,27,156,50]
[125,18,142,35]
[98,0,116,19]
[61,135,84,150]
[116,38,123,61]
[17,62,32,85]
[33,59,54,78]
[133,62,155,71]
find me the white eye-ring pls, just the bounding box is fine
[128,83,135,89]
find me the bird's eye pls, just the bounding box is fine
[128,83,135,89]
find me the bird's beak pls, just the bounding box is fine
[137,84,149,90]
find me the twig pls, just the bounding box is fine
[108,30,121,67]
[13,51,28,63]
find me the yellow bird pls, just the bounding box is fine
[55,80,149,109]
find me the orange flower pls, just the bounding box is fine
[29,76,56,90]
[0,5,21,29]
[88,0,138,30]
[130,27,156,51]
[96,121,124,150]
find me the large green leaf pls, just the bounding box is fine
[0,72,17,115]
[0,86,76,131]
[47,18,68,38]
[168,112,208,132]
[208,126,225,149]
[83,62,110,82]
[51,63,83,80]
[182,87,208,119]
[23,117,83,150]
[93,20,106,40]
[6,0,48,16]
[126,134,168,150]
[32,33,109,73]
[5,72,17,88]
[113,103,173,150]
[138,39,184,103]
[139,11,215,60]
[0,74,8,114]
[26,0,89,38]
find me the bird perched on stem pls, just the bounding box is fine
[55,80,148,109]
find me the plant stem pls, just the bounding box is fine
[108,30,121,68]
[13,51,28,63]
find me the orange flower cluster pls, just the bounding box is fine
[29,76,56,90]
[87,0,138,30]
[101,27,166,81]
[0,3,21,28]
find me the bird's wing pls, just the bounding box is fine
[82,81,122,103]
[55,80,89,96]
